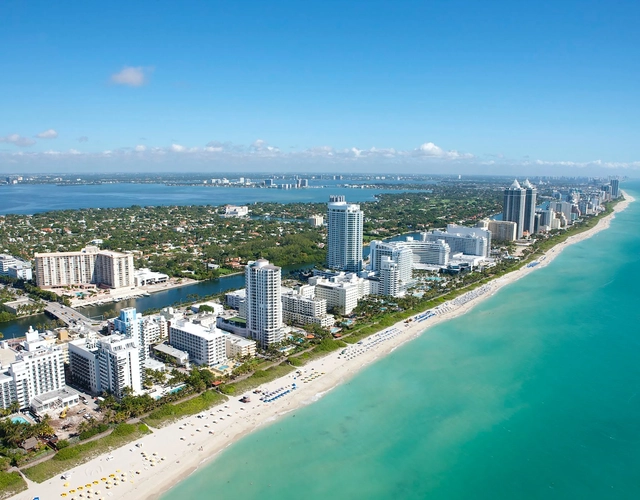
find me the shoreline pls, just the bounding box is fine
[13,194,633,500]
[69,277,200,309]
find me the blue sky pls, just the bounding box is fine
[1,0,638,175]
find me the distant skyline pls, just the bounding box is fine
[1,0,639,176]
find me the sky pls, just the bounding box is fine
[1,0,639,175]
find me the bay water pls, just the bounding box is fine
[163,182,640,499]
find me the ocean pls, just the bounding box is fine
[162,182,640,500]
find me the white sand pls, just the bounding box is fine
[14,193,633,500]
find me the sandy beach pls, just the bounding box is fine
[13,194,633,500]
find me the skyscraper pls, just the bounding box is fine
[245,259,283,347]
[522,179,537,235]
[327,195,363,272]
[502,180,526,239]
[610,178,620,198]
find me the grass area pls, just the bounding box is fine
[0,471,27,499]
[223,363,296,395]
[22,423,151,484]
[144,390,227,428]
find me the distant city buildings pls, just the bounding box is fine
[223,205,249,217]
[245,259,284,347]
[34,246,134,289]
[327,196,364,272]
[307,214,324,227]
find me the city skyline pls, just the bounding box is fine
[2,0,639,175]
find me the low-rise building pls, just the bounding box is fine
[169,319,226,368]
[224,334,257,359]
[153,343,190,366]
[309,273,370,315]
[281,292,335,327]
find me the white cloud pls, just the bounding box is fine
[134,145,146,152]
[170,144,186,153]
[36,129,58,139]
[0,133,36,147]
[110,66,151,87]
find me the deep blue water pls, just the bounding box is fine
[0,181,431,215]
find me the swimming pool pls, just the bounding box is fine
[11,416,29,424]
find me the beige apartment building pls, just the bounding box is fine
[34,246,134,289]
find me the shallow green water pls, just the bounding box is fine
[164,183,640,500]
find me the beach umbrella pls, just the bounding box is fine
[92,481,99,485]
[77,486,84,490]
[86,483,92,488]
[116,469,121,472]
[61,494,67,498]
[109,474,115,478]
[101,477,106,481]
[64,483,70,487]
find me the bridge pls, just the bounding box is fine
[44,303,99,326]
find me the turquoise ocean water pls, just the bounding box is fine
[164,183,640,500]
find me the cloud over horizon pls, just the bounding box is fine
[36,129,58,139]
[0,134,36,147]
[0,139,637,176]
[110,66,151,87]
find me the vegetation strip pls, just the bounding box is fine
[22,423,151,484]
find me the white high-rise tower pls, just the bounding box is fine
[245,259,283,347]
[327,195,363,272]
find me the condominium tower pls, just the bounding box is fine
[245,259,284,347]
[502,180,526,239]
[326,195,364,272]
[34,246,134,289]
[522,179,537,235]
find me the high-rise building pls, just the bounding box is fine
[34,246,134,289]
[0,328,69,410]
[487,220,517,242]
[68,334,143,398]
[610,178,620,198]
[522,179,537,235]
[379,245,413,297]
[503,180,526,239]
[245,259,284,347]
[327,196,363,272]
